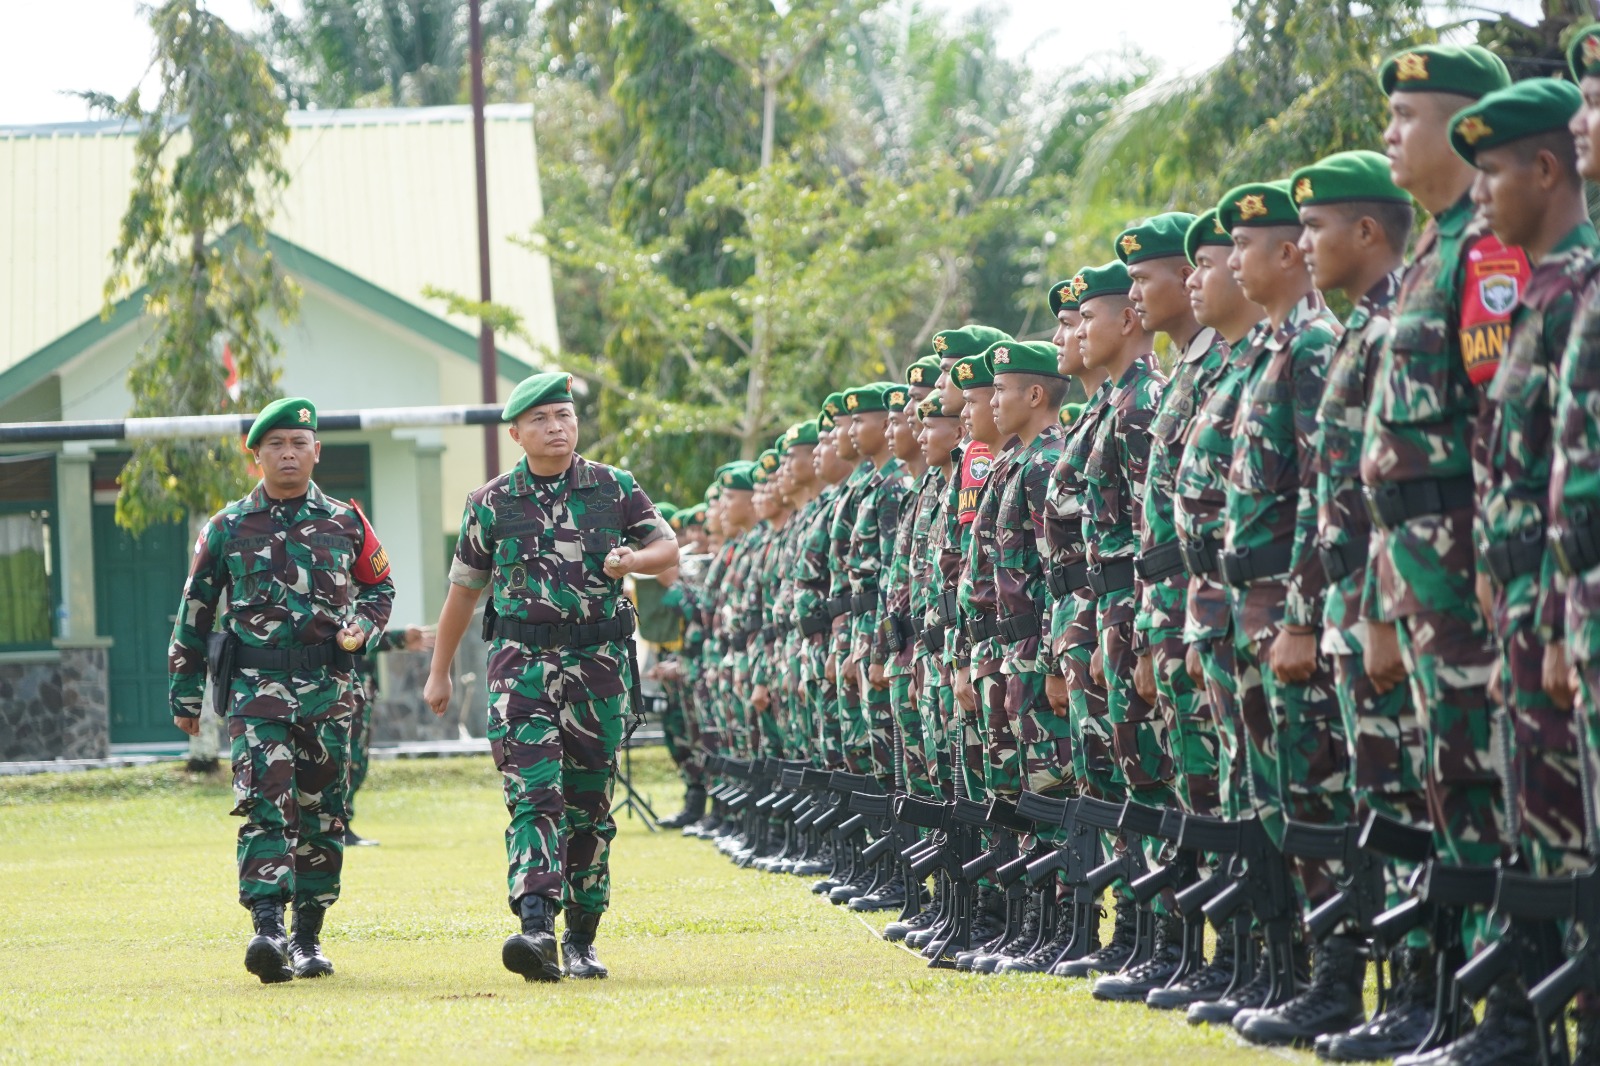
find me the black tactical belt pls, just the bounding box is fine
[1555,506,1600,577]
[997,610,1041,644]
[1085,558,1136,597]
[799,613,832,638]
[1364,475,1475,531]
[1047,559,1089,598]
[919,622,947,653]
[234,641,355,672]
[490,611,636,650]
[759,624,782,644]
[1180,535,1220,578]
[1319,538,1369,583]
[1484,526,1546,585]
[1219,542,1294,587]
[824,595,852,619]
[934,588,960,627]
[849,590,879,613]
[964,615,999,643]
[1134,540,1185,583]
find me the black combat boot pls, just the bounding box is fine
[1237,933,1365,1046]
[973,895,1042,974]
[1188,945,1276,1026]
[659,785,708,830]
[244,897,294,985]
[561,910,608,979]
[1092,912,1185,1001]
[1147,936,1232,1010]
[850,871,908,912]
[289,903,335,978]
[1393,977,1538,1066]
[1056,896,1137,979]
[1315,945,1437,1062]
[341,823,379,846]
[502,894,563,982]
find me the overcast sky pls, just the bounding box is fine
[0,0,1550,127]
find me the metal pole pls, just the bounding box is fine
[0,404,505,445]
[469,0,499,481]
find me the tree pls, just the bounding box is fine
[91,0,296,534]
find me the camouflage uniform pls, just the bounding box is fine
[960,442,1021,796]
[794,484,843,766]
[829,461,878,771]
[910,463,953,793]
[1483,223,1599,877]
[1224,292,1349,905]
[1314,272,1429,914]
[945,440,995,799]
[1083,357,1175,808]
[449,454,670,915]
[1138,327,1227,814]
[884,467,945,795]
[1360,196,1524,871]
[169,481,395,909]
[1043,382,1117,796]
[995,422,1073,796]
[850,458,913,782]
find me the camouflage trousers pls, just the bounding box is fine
[1396,606,1506,868]
[1002,668,1075,795]
[1102,619,1176,809]
[1232,625,1351,908]
[1149,627,1219,815]
[890,670,936,797]
[1062,642,1117,798]
[1497,609,1589,877]
[229,713,350,909]
[915,654,953,794]
[349,681,376,821]
[1195,632,1244,819]
[837,663,871,773]
[1331,635,1429,925]
[659,677,702,787]
[975,666,1020,796]
[1571,661,1600,854]
[953,679,989,802]
[487,690,625,916]
[864,680,896,785]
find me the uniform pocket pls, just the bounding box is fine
[1379,317,1458,425]
[225,552,276,612]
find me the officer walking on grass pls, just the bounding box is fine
[423,370,677,982]
[168,396,396,985]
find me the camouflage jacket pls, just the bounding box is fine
[1175,334,1257,643]
[881,467,940,675]
[1360,195,1529,621]
[449,454,670,704]
[996,423,1064,674]
[1314,272,1400,654]
[909,465,949,665]
[1549,257,1600,652]
[1083,356,1165,632]
[848,457,913,655]
[1225,291,1343,641]
[1044,379,1114,664]
[790,487,840,683]
[169,480,396,720]
[1138,327,1227,637]
[828,460,877,661]
[1477,223,1596,633]
[946,439,995,667]
[959,438,1019,675]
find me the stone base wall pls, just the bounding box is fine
[0,646,109,762]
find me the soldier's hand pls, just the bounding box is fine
[1133,652,1157,702]
[826,655,837,683]
[405,624,436,652]
[338,622,366,652]
[1365,621,1407,695]
[868,663,889,690]
[604,546,637,578]
[1045,673,1070,717]
[1543,642,1575,710]
[1475,572,1495,628]
[1090,647,1105,688]
[173,715,201,737]
[423,672,452,717]
[1185,643,1204,684]
[842,656,860,685]
[955,666,977,712]
[1269,628,1318,684]
[753,684,771,711]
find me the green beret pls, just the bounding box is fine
[987,340,1063,378]
[1218,180,1299,231]
[906,355,943,388]
[785,419,820,450]
[932,325,1013,359]
[1115,213,1198,265]
[704,483,721,504]
[502,370,575,421]
[819,392,846,428]
[753,450,780,483]
[682,503,707,527]
[1185,210,1233,265]
[951,353,995,389]
[843,382,898,414]
[1570,26,1600,80]
[1379,44,1510,99]
[918,394,956,419]
[1060,402,1084,426]
[1076,261,1133,303]
[1449,78,1583,165]
[658,502,681,523]
[717,461,756,492]
[1290,150,1410,208]
[1048,274,1088,317]
[246,397,317,448]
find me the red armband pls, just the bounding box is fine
[349,500,391,585]
[957,442,993,527]
[1460,236,1529,386]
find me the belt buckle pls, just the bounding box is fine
[1365,482,1405,529]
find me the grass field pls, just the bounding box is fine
[0,748,1322,1064]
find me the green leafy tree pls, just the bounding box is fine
[90,0,296,535]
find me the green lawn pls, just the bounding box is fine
[0,749,1319,1064]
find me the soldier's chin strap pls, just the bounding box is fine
[620,600,646,745]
